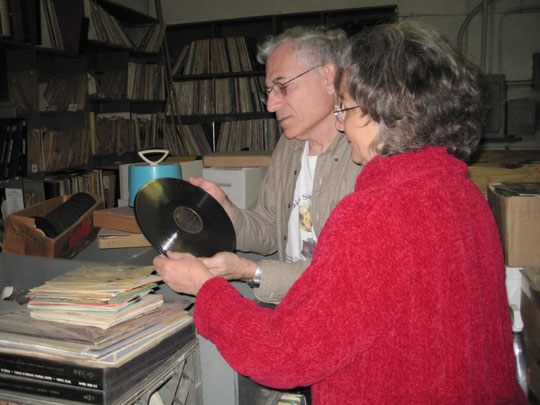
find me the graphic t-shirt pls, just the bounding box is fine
[285,142,318,263]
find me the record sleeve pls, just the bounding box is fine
[134,177,235,257]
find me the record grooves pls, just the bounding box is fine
[134,178,235,257]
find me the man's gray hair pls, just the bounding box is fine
[257,25,347,65]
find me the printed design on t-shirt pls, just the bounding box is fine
[286,142,318,263]
[299,202,312,232]
[302,238,316,259]
[299,201,315,259]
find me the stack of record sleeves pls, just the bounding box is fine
[25,264,163,329]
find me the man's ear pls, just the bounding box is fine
[321,62,338,95]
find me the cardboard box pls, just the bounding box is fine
[525,343,540,399]
[164,156,202,179]
[3,194,104,259]
[178,160,203,179]
[203,151,272,167]
[488,183,540,267]
[202,167,267,209]
[467,162,540,199]
[521,267,540,398]
[521,268,540,348]
[523,328,540,400]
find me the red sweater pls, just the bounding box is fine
[195,147,526,404]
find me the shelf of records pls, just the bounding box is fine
[86,0,166,54]
[0,114,199,181]
[214,119,280,153]
[168,75,267,116]
[6,67,88,113]
[21,113,165,172]
[94,112,280,157]
[174,117,280,155]
[171,36,261,77]
[0,0,165,55]
[90,60,166,102]
[92,112,210,157]
[6,62,165,114]
[0,114,279,193]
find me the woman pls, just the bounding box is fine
[154,23,526,404]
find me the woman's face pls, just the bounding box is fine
[335,77,380,165]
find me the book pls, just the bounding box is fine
[97,228,151,249]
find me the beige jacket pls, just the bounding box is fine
[229,133,362,303]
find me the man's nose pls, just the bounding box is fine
[266,92,283,113]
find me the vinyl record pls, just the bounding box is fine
[33,193,97,238]
[134,177,235,257]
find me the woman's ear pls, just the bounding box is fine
[321,62,338,95]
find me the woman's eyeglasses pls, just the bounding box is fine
[333,103,360,123]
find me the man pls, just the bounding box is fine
[188,26,361,303]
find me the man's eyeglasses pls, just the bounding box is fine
[333,103,361,123]
[262,64,322,104]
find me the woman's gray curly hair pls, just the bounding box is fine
[257,25,347,66]
[336,22,488,160]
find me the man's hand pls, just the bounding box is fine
[201,252,257,281]
[188,177,234,216]
[153,251,213,296]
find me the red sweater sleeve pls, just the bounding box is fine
[194,191,409,389]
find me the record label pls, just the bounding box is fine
[134,178,236,257]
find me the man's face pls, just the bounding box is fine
[265,42,334,141]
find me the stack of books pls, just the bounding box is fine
[26,265,163,329]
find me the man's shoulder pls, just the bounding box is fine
[271,136,304,157]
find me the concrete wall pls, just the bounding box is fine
[125,0,540,149]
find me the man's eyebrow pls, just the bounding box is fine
[265,77,286,89]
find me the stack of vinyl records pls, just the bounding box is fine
[0,299,195,404]
[26,264,164,329]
